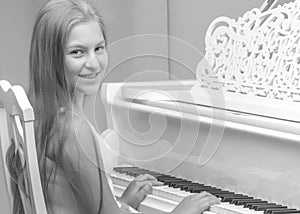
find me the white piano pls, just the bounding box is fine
[101,0,300,213]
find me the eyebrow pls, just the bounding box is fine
[66,40,106,49]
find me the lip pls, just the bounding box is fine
[78,72,100,79]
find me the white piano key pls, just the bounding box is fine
[210,203,264,214]
[152,186,184,202]
[219,203,245,214]
[203,211,217,214]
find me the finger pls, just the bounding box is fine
[143,183,153,194]
[135,183,152,202]
[194,194,221,209]
[141,183,153,195]
[193,191,216,200]
[198,197,220,211]
[213,197,221,204]
[191,192,219,206]
[135,174,157,181]
[134,179,156,190]
[134,174,163,186]
[150,180,164,186]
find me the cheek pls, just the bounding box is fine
[99,54,108,81]
[98,53,108,69]
[64,58,85,82]
[64,57,84,75]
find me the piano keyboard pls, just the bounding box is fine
[111,166,300,214]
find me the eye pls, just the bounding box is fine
[95,45,106,54]
[70,49,84,57]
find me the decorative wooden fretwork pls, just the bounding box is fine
[197,0,300,102]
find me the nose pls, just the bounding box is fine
[85,53,100,70]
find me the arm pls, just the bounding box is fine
[100,129,163,211]
[60,114,122,214]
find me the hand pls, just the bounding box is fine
[171,191,220,214]
[118,174,163,210]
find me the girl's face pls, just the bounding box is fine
[64,20,108,95]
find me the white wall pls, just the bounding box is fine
[97,0,169,83]
[0,1,46,213]
[89,0,169,132]
[0,0,46,88]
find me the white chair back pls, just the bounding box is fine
[0,80,47,214]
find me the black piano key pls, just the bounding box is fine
[181,184,203,191]
[232,198,263,206]
[144,172,163,177]
[212,191,236,197]
[257,206,287,211]
[182,185,205,191]
[114,167,164,178]
[165,181,187,186]
[189,186,217,193]
[114,167,141,176]
[206,189,227,194]
[223,197,253,203]
[141,172,162,177]
[156,174,176,178]
[158,178,185,185]
[113,166,138,173]
[252,203,280,211]
[119,168,143,175]
[169,180,225,195]
[169,181,192,188]
[265,208,297,214]
[245,201,269,208]
[191,188,224,194]
[190,187,219,193]
[127,170,152,177]
[160,177,186,181]
[145,171,165,177]
[271,210,300,214]
[185,184,210,189]
[219,193,248,198]
[179,182,200,186]
[156,176,179,180]
[219,194,252,202]
[156,175,177,181]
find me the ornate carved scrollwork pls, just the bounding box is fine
[197,0,300,102]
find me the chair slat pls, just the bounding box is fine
[0,80,47,214]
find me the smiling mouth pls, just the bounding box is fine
[78,72,99,79]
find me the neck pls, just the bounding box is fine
[73,90,85,113]
[73,91,97,126]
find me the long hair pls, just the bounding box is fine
[7,0,106,213]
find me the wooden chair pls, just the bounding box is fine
[0,80,13,213]
[0,80,47,214]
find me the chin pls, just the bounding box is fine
[78,86,100,95]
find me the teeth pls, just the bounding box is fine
[79,73,98,79]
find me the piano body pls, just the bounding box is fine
[101,0,300,213]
